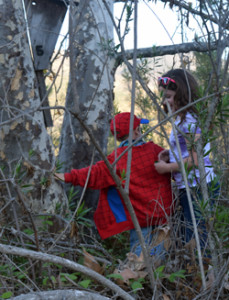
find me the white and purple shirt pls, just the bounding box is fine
[169,112,215,189]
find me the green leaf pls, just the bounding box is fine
[154,265,165,279]
[1,291,13,299]
[21,184,32,188]
[79,279,91,288]
[50,275,56,283]
[60,273,67,282]
[216,118,227,123]
[203,148,213,157]
[43,262,50,267]
[60,273,78,281]
[120,169,126,180]
[168,270,186,282]
[15,162,22,175]
[18,273,26,280]
[68,274,77,280]
[44,220,53,226]
[23,228,34,235]
[68,186,78,203]
[131,281,143,293]
[55,159,64,172]
[42,277,49,286]
[29,149,35,157]
[107,273,124,280]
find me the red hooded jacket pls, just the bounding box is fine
[64,141,173,239]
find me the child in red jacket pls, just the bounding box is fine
[55,112,173,257]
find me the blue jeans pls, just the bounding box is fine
[130,227,166,258]
[179,182,219,250]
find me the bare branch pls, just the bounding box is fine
[11,289,110,300]
[115,40,224,67]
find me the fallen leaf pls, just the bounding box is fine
[137,270,148,279]
[83,249,104,274]
[113,267,138,285]
[126,252,145,271]
[113,252,148,286]
[150,225,171,251]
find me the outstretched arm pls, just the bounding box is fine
[53,155,116,189]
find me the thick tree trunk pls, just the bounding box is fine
[0,0,67,215]
[58,0,115,208]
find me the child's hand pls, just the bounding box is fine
[158,149,170,162]
[54,173,65,181]
[154,160,170,174]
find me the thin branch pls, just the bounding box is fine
[125,0,137,193]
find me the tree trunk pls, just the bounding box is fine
[0,0,67,216]
[58,0,115,208]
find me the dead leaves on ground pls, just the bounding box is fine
[82,226,229,299]
[82,226,170,285]
[114,252,148,286]
[112,226,171,285]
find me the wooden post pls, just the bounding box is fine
[24,0,68,126]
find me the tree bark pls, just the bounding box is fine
[0,0,67,215]
[58,0,115,208]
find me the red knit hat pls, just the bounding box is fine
[110,112,149,139]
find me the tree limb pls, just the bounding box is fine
[11,289,110,300]
[0,243,134,300]
[115,40,224,67]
